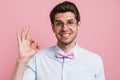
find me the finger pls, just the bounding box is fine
[30,39,35,44]
[17,30,21,45]
[21,27,26,41]
[34,41,40,54]
[26,26,32,40]
[30,40,40,50]
[36,41,40,49]
[30,39,35,47]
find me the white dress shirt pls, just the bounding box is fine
[23,44,105,80]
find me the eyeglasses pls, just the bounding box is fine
[54,19,77,28]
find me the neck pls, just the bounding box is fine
[57,41,76,53]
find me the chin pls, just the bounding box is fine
[57,35,77,45]
[59,39,74,45]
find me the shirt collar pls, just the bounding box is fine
[54,43,79,59]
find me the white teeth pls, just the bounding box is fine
[61,34,70,37]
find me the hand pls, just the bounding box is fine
[17,27,40,63]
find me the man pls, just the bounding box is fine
[11,1,105,80]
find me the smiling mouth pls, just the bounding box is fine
[59,33,71,39]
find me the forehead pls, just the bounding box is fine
[54,12,75,21]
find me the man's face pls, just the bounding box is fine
[52,12,80,45]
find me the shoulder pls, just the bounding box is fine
[78,46,103,66]
[79,46,101,58]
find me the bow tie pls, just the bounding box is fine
[56,51,75,59]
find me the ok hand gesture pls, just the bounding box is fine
[17,27,40,63]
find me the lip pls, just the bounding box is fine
[59,33,71,39]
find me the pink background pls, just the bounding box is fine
[0,0,120,80]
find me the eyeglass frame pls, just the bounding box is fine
[53,19,78,28]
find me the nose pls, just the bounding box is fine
[62,24,69,31]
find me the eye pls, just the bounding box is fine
[56,22,61,25]
[67,21,76,26]
[54,22,63,27]
[67,21,74,25]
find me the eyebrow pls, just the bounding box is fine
[54,19,76,22]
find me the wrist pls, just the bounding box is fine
[16,59,29,67]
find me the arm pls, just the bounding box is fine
[95,56,105,80]
[11,27,40,80]
[10,59,28,80]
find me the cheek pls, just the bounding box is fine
[72,28,79,35]
[71,28,78,32]
[52,28,60,34]
[52,27,57,33]
[74,27,79,32]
